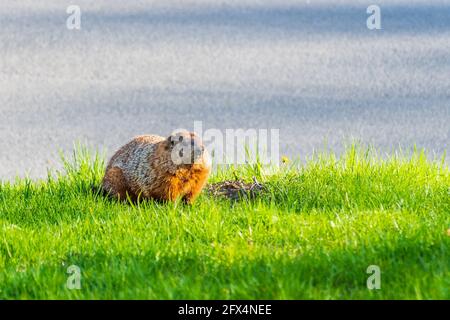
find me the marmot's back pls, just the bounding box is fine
[106,135,164,173]
[101,132,211,203]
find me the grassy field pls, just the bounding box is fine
[0,146,449,299]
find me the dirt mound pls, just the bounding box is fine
[206,177,265,200]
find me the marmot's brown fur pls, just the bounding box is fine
[101,131,211,203]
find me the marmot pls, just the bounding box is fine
[101,131,211,203]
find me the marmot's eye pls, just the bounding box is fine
[170,139,176,146]
[179,136,183,142]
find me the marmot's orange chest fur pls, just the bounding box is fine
[101,131,211,203]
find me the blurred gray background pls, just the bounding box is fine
[1,0,449,179]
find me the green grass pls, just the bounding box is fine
[0,145,449,299]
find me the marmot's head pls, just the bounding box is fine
[167,130,209,167]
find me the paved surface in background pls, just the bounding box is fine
[1,0,449,179]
